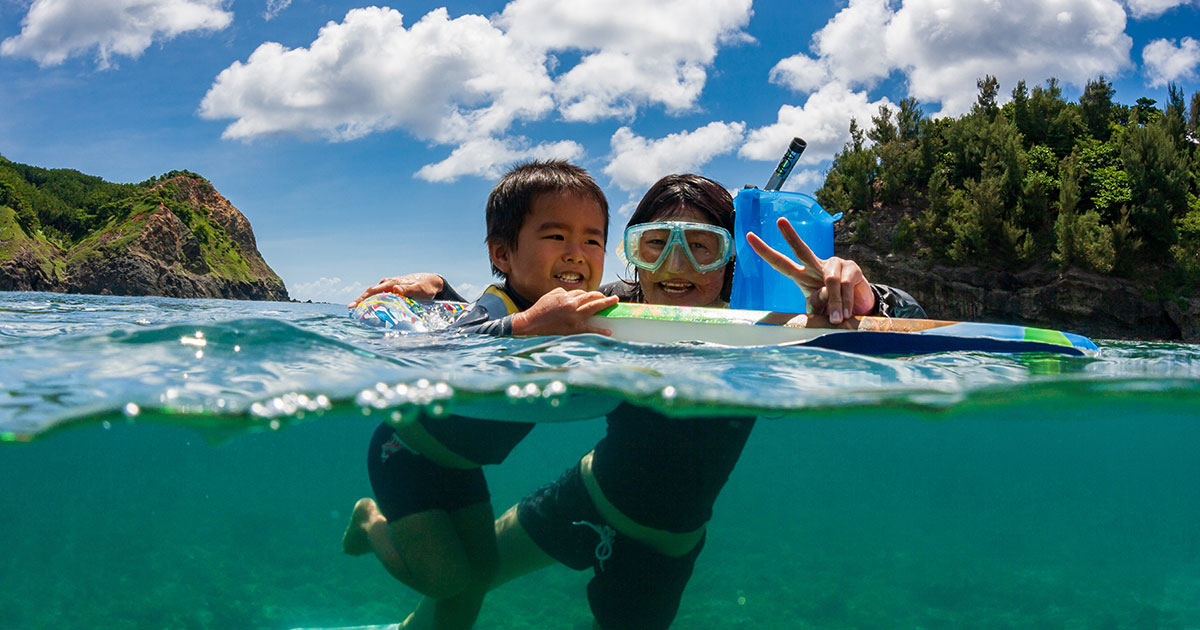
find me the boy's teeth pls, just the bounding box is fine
[557,273,582,282]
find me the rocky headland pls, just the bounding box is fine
[0,161,288,301]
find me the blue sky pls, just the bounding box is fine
[2,0,1199,303]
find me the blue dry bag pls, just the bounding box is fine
[730,188,843,313]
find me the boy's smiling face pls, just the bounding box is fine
[489,191,607,303]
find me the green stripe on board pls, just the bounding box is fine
[596,302,759,324]
[1024,326,1072,347]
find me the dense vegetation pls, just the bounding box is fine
[817,77,1200,294]
[0,156,211,246]
[0,155,272,291]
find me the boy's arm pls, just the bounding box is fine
[448,288,617,337]
[510,289,617,336]
[348,273,464,307]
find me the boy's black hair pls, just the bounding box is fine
[486,160,609,278]
[625,173,736,302]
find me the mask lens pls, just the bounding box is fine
[683,228,724,267]
[634,228,671,268]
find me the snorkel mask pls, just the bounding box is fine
[621,221,733,273]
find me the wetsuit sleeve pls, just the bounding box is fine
[433,276,467,302]
[446,305,515,336]
[445,284,520,336]
[868,284,927,319]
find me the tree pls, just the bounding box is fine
[974,75,1001,120]
[0,179,40,232]
[1121,122,1189,255]
[1026,78,1080,156]
[1019,144,1060,233]
[1079,76,1116,141]
[1008,80,1031,141]
[897,97,923,141]
[816,119,876,213]
[1189,91,1200,138]
[1163,83,1188,146]
[1133,97,1161,125]
[868,104,897,146]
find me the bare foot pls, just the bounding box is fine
[342,497,381,556]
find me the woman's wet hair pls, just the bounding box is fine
[625,173,736,301]
[486,160,609,278]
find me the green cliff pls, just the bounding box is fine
[0,157,288,301]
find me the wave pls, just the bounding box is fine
[3,306,1199,442]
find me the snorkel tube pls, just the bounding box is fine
[764,137,807,191]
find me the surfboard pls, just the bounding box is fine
[349,294,1099,357]
[592,302,1099,356]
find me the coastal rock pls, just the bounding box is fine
[0,242,61,292]
[849,244,1186,341]
[1165,297,1200,343]
[0,174,289,301]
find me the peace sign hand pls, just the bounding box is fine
[745,217,876,324]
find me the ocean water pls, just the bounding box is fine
[1,290,1198,629]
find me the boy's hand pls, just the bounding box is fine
[512,288,619,336]
[348,273,444,307]
[746,217,876,325]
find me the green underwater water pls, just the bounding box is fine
[1,291,1199,628]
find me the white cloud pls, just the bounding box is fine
[766,0,1133,118]
[779,168,824,193]
[742,83,890,165]
[1123,0,1198,19]
[200,7,554,143]
[415,136,584,183]
[0,0,231,68]
[770,0,893,93]
[603,122,746,193]
[291,276,365,303]
[200,1,753,180]
[263,0,291,21]
[497,0,754,120]
[888,0,1132,115]
[1143,37,1200,86]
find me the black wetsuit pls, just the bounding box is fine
[514,280,925,629]
[368,282,537,521]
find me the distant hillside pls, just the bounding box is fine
[0,157,288,300]
[817,76,1200,341]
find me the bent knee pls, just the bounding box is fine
[413,568,472,600]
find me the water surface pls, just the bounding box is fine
[1,291,1197,629]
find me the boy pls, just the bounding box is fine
[342,161,618,628]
